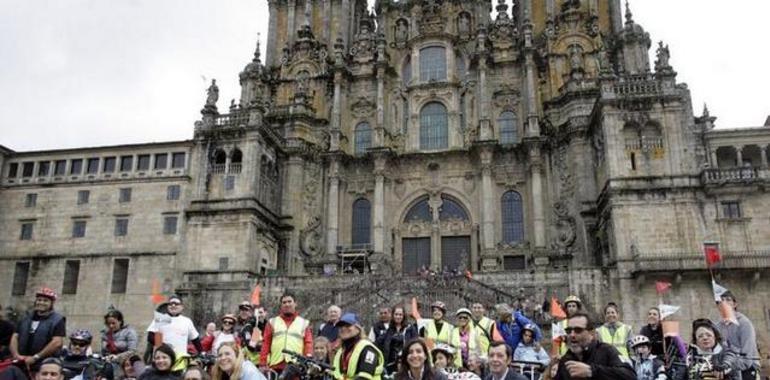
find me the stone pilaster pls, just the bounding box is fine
[761,146,768,168]
[330,72,342,151]
[736,146,743,166]
[710,149,718,169]
[609,0,623,34]
[478,60,492,140]
[372,155,386,253]
[284,155,305,274]
[341,0,350,48]
[480,147,495,250]
[266,0,278,67]
[326,159,340,255]
[287,0,297,45]
[375,68,385,147]
[530,153,546,248]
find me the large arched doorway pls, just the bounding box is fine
[398,193,474,274]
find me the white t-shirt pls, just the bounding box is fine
[147,314,199,354]
[211,332,236,355]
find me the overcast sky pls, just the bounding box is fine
[1,0,768,152]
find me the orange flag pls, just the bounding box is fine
[550,297,567,319]
[250,284,262,306]
[410,297,421,321]
[150,279,165,305]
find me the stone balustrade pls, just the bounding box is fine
[702,167,769,185]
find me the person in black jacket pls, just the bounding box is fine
[554,312,635,380]
[639,307,665,357]
[376,306,417,374]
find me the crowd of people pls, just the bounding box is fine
[0,287,763,380]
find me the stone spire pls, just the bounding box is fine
[253,33,262,63]
[624,0,633,25]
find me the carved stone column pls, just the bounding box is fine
[478,59,492,140]
[480,147,495,250]
[761,146,768,168]
[609,0,623,34]
[429,194,443,269]
[341,0,350,48]
[326,158,340,254]
[373,155,387,253]
[330,72,342,151]
[375,68,385,147]
[267,0,278,67]
[287,0,297,45]
[710,149,719,169]
[735,146,743,167]
[323,0,331,43]
[530,146,546,248]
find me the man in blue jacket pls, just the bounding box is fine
[494,304,541,356]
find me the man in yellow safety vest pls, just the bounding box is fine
[332,313,384,380]
[259,293,313,372]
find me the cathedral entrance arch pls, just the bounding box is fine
[396,193,477,274]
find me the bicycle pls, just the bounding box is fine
[277,350,334,380]
[510,361,545,380]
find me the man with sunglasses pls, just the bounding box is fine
[146,295,203,359]
[9,287,66,371]
[554,312,635,380]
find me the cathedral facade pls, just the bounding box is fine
[1,0,769,352]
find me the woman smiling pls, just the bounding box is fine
[211,342,266,380]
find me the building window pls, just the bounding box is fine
[38,161,50,176]
[722,201,742,219]
[8,163,19,178]
[25,193,37,207]
[20,223,34,240]
[72,220,87,238]
[404,196,432,222]
[137,155,150,171]
[62,260,80,295]
[70,159,83,175]
[54,160,67,176]
[119,188,132,203]
[354,122,372,154]
[171,152,186,169]
[154,153,168,169]
[86,158,100,174]
[163,215,178,235]
[498,111,517,144]
[12,262,30,296]
[22,162,35,177]
[503,255,526,270]
[119,156,133,172]
[501,191,525,244]
[419,46,447,81]
[115,218,129,236]
[438,196,469,220]
[77,190,90,205]
[167,185,181,200]
[351,198,371,246]
[111,259,130,294]
[103,157,116,173]
[224,176,235,190]
[420,102,448,150]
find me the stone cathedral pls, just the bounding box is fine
[1,0,769,352]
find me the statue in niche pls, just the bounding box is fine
[569,44,584,72]
[457,12,471,37]
[395,18,409,43]
[205,79,219,107]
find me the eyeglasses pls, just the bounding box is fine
[71,341,89,347]
[222,321,234,325]
[565,327,588,334]
[168,302,182,306]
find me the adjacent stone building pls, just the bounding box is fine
[1,0,769,357]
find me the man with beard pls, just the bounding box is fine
[554,312,635,380]
[259,293,313,373]
[9,287,66,371]
[332,313,383,380]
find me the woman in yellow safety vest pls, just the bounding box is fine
[332,313,384,380]
[420,302,454,347]
[596,302,633,358]
[448,309,488,369]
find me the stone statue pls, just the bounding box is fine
[395,19,409,43]
[458,12,471,36]
[569,44,584,72]
[206,79,219,107]
[655,41,671,70]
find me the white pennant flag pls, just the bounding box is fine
[658,304,680,320]
[712,279,728,302]
[552,321,566,340]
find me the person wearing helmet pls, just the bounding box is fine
[431,344,456,373]
[493,304,540,358]
[629,335,666,380]
[60,330,93,380]
[512,324,549,370]
[211,314,240,355]
[9,287,66,370]
[420,302,454,346]
[449,309,488,369]
[331,313,384,380]
[556,296,582,356]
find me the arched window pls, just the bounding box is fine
[498,111,517,144]
[501,191,524,244]
[439,196,469,221]
[420,102,448,150]
[231,149,243,163]
[351,198,371,246]
[212,149,227,165]
[404,196,431,222]
[420,46,446,81]
[354,122,372,154]
[402,56,412,84]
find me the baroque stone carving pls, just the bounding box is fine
[351,98,377,118]
[393,18,409,48]
[418,0,446,35]
[300,216,323,256]
[550,201,577,255]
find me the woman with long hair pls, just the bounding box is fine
[210,342,266,380]
[101,309,138,357]
[138,343,179,380]
[378,306,416,374]
[395,339,448,380]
